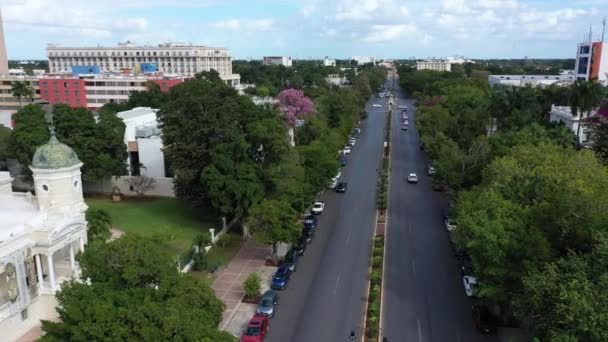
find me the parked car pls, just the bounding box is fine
[293,236,308,255]
[427,165,436,175]
[407,173,418,183]
[398,105,408,109]
[283,249,299,272]
[271,266,293,290]
[312,201,325,215]
[372,103,382,108]
[339,155,348,166]
[335,181,348,193]
[349,138,356,147]
[445,218,457,232]
[343,145,352,154]
[329,176,339,189]
[241,314,269,342]
[462,276,478,297]
[302,228,314,244]
[472,304,498,335]
[303,215,318,230]
[256,291,279,318]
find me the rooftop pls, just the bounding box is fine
[0,192,39,244]
[490,75,575,81]
[117,107,159,121]
[47,42,229,51]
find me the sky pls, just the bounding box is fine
[1,0,608,60]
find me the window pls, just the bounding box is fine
[64,91,69,97]
[578,57,589,74]
[73,180,79,188]
[580,45,590,54]
[64,82,69,88]
[42,184,48,191]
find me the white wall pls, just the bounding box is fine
[138,137,166,178]
[84,176,175,197]
[0,110,12,128]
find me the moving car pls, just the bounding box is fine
[407,173,418,183]
[402,124,408,131]
[445,218,457,232]
[312,201,325,215]
[472,304,498,335]
[335,181,348,193]
[271,265,293,290]
[463,275,478,297]
[283,249,299,272]
[343,145,352,154]
[372,103,382,108]
[256,291,279,318]
[241,314,269,342]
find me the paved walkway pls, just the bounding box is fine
[211,239,272,330]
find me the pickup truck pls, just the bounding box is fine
[311,201,325,215]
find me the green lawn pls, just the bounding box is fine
[86,197,221,260]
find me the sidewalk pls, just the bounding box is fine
[211,239,273,334]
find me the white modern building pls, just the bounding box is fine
[416,59,452,72]
[549,105,597,145]
[0,134,88,339]
[326,74,348,87]
[46,41,241,85]
[574,40,608,86]
[117,107,167,178]
[263,56,292,67]
[489,75,575,87]
[323,57,336,67]
[351,56,375,65]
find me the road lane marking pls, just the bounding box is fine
[417,319,423,342]
[334,274,341,295]
[411,260,417,277]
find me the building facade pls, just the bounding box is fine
[46,42,240,85]
[350,56,375,65]
[0,135,87,339]
[0,76,41,111]
[549,105,597,145]
[323,57,336,67]
[489,74,575,87]
[263,56,292,67]
[575,41,608,86]
[416,59,452,72]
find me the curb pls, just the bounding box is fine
[379,96,394,340]
[220,292,246,331]
[359,209,380,342]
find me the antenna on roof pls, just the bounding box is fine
[602,17,606,42]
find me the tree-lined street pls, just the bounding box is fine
[382,78,496,342]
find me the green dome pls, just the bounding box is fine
[32,135,81,169]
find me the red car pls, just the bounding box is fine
[241,314,269,342]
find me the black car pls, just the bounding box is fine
[472,305,498,334]
[293,236,308,255]
[302,228,314,244]
[335,181,348,193]
[340,156,348,166]
[283,249,299,272]
[303,215,318,230]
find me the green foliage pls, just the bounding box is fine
[10,80,34,107]
[374,236,384,247]
[215,234,232,248]
[85,208,112,242]
[372,255,383,268]
[370,270,382,286]
[0,124,11,169]
[247,199,301,255]
[41,235,233,341]
[7,105,49,168]
[192,251,209,271]
[194,233,212,248]
[243,272,262,298]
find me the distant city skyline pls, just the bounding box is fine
[2,0,608,60]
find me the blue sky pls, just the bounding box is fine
[2,0,608,60]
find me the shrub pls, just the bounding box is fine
[191,252,208,271]
[193,233,212,249]
[243,273,262,298]
[370,270,382,286]
[374,236,384,247]
[373,247,383,256]
[366,323,378,338]
[369,285,380,301]
[86,208,112,242]
[216,234,231,248]
[372,255,383,268]
[369,299,381,317]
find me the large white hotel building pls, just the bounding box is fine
[46,41,240,85]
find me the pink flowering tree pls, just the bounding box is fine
[277,89,314,127]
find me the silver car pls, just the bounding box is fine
[256,290,279,317]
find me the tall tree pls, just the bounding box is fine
[10,81,34,107]
[277,88,314,127]
[8,105,50,167]
[247,199,301,257]
[569,79,604,148]
[40,235,234,342]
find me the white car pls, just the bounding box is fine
[312,201,325,215]
[445,219,457,232]
[427,166,436,175]
[398,105,408,109]
[407,173,418,183]
[463,276,478,297]
[343,145,352,154]
[329,176,338,189]
[349,139,356,147]
[372,104,382,108]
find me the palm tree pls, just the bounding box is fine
[10,81,34,108]
[569,79,604,149]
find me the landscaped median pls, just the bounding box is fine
[363,101,392,341]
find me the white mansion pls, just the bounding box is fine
[0,133,88,338]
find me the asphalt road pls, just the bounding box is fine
[381,78,496,342]
[266,96,388,342]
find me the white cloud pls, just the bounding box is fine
[300,5,317,17]
[214,18,273,31]
[399,6,410,17]
[250,19,274,31]
[363,24,417,42]
[214,19,240,30]
[335,0,392,21]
